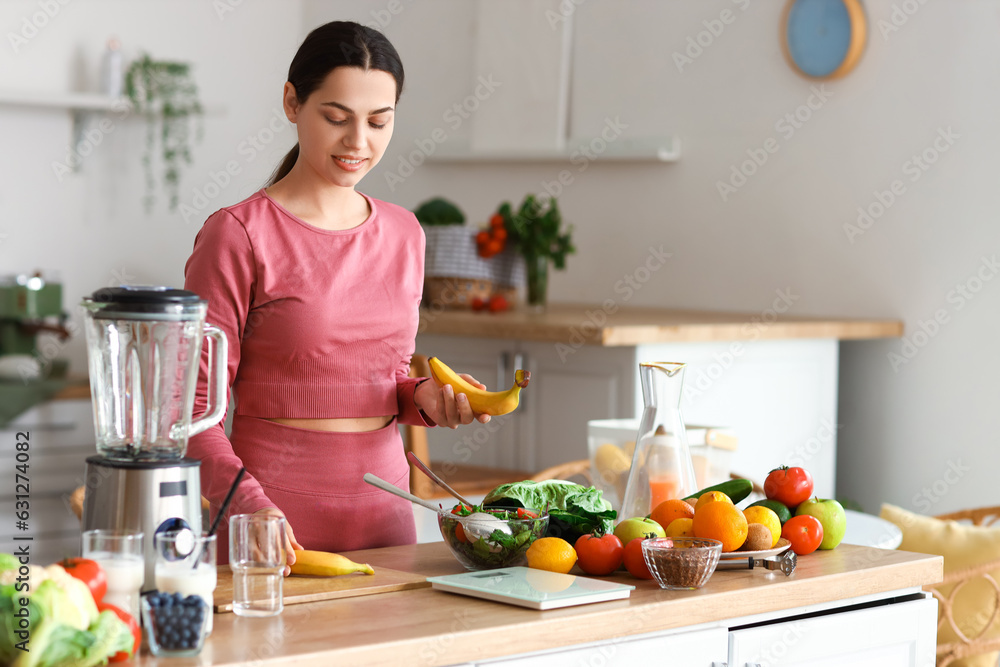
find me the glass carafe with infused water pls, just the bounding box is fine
[619,362,698,520]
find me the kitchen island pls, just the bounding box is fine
[136,542,941,666]
[415,304,903,498]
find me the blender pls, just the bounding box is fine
[80,286,227,588]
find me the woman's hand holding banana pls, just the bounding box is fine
[414,357,531,428]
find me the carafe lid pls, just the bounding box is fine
[84,286,206,320]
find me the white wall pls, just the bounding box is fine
[3,1,996,517]
[0,0,303,371]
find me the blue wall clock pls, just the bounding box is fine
[783,0,867,79]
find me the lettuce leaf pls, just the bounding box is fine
[483,480,616,542]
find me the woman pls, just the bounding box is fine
[184,21,487,571]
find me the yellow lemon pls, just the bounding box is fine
[743,506,782,548]
[695,490,733,512]
[664,517,694,538]
[526,537,577,574]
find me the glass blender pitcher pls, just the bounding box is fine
[82,286,227,459]
[619,362,698,520]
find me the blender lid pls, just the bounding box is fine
[84,286,206,318]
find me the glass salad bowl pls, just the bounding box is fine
[438,508,549,571]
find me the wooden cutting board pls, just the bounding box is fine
[212,564,429,613]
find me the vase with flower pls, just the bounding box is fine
[496,195,574,312]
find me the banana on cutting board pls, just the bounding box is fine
[289,550,374,576]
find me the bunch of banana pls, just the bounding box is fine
[289,550,374,576]
[428,357,530,416]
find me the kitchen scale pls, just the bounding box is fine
[427,567,634,610]
[80,286,228,589]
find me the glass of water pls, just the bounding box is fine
[81,529,144,619]
[228,514,285,617]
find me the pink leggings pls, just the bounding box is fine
[216,415,417,563]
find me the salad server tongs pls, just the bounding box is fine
[716,550,797,576]
[363,472,446,514]
[406,451,476,508]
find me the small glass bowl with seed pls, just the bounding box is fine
[641,537,723,590]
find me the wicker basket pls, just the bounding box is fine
[423,277,493,309]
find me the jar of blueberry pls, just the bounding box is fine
[141,590,208,657]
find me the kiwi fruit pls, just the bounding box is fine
[740,523,773,552]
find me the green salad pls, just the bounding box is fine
[439,505,548,570]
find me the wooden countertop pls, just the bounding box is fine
[138,542,941,666]
[418,304,903,345]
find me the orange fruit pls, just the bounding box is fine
[693,500,748,552]
[650,498,695,531]
[526,537,577,574]
[695,491,733,512]
[664,517,694,538]
[743,506,781,548]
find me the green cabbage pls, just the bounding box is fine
[0,556,135,667]
[483,480,617,543]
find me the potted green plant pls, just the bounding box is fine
[496,195,574,311]
[125,54,203,212]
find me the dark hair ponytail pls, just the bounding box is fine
[267,21,404,186]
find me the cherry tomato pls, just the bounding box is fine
[781,514,824,555]
[60,558,107,604]
[450,504,472,515]
[454,522,468,543]
[470,297,487,311]
[764,466,815,510]
[622,538,654,580]
[574,533,624,576]
[516,508,539,519]
[492,227,508,241]
[488,294,509,313]
[97,601,140,662]
[476,230,491,245]
[490,213,505,228]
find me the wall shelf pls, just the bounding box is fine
[0,90,127,112]
[425,136,681,163]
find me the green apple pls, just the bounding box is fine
[795,498,847,549]
[614,517,665,545]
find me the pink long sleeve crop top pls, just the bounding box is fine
[182,188,431,516]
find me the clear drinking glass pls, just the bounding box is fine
[154,532,217,635]
[228,514,285,617]
[82,529,144,619]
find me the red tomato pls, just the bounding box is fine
[60,558,107,604]
[781,514,824,555]
[454,522,468,543]
[516,508,539,519]
[470,297,486,311]
[476,230,491,245]
[488,294,509,313]
[450,504,472,515]
[490,213,505,228]
[764,466,815,509]
[574,533,624,576]
[97,601,140,662]
[622,538,653,580]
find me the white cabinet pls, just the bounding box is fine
[728,595,938,666]
[1,398,93,564]
[466,593,937,667]
[415,334,839,496]
[477,627,729,667]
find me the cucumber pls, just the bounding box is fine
[682,478,753,505]
[747,498,793,524]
